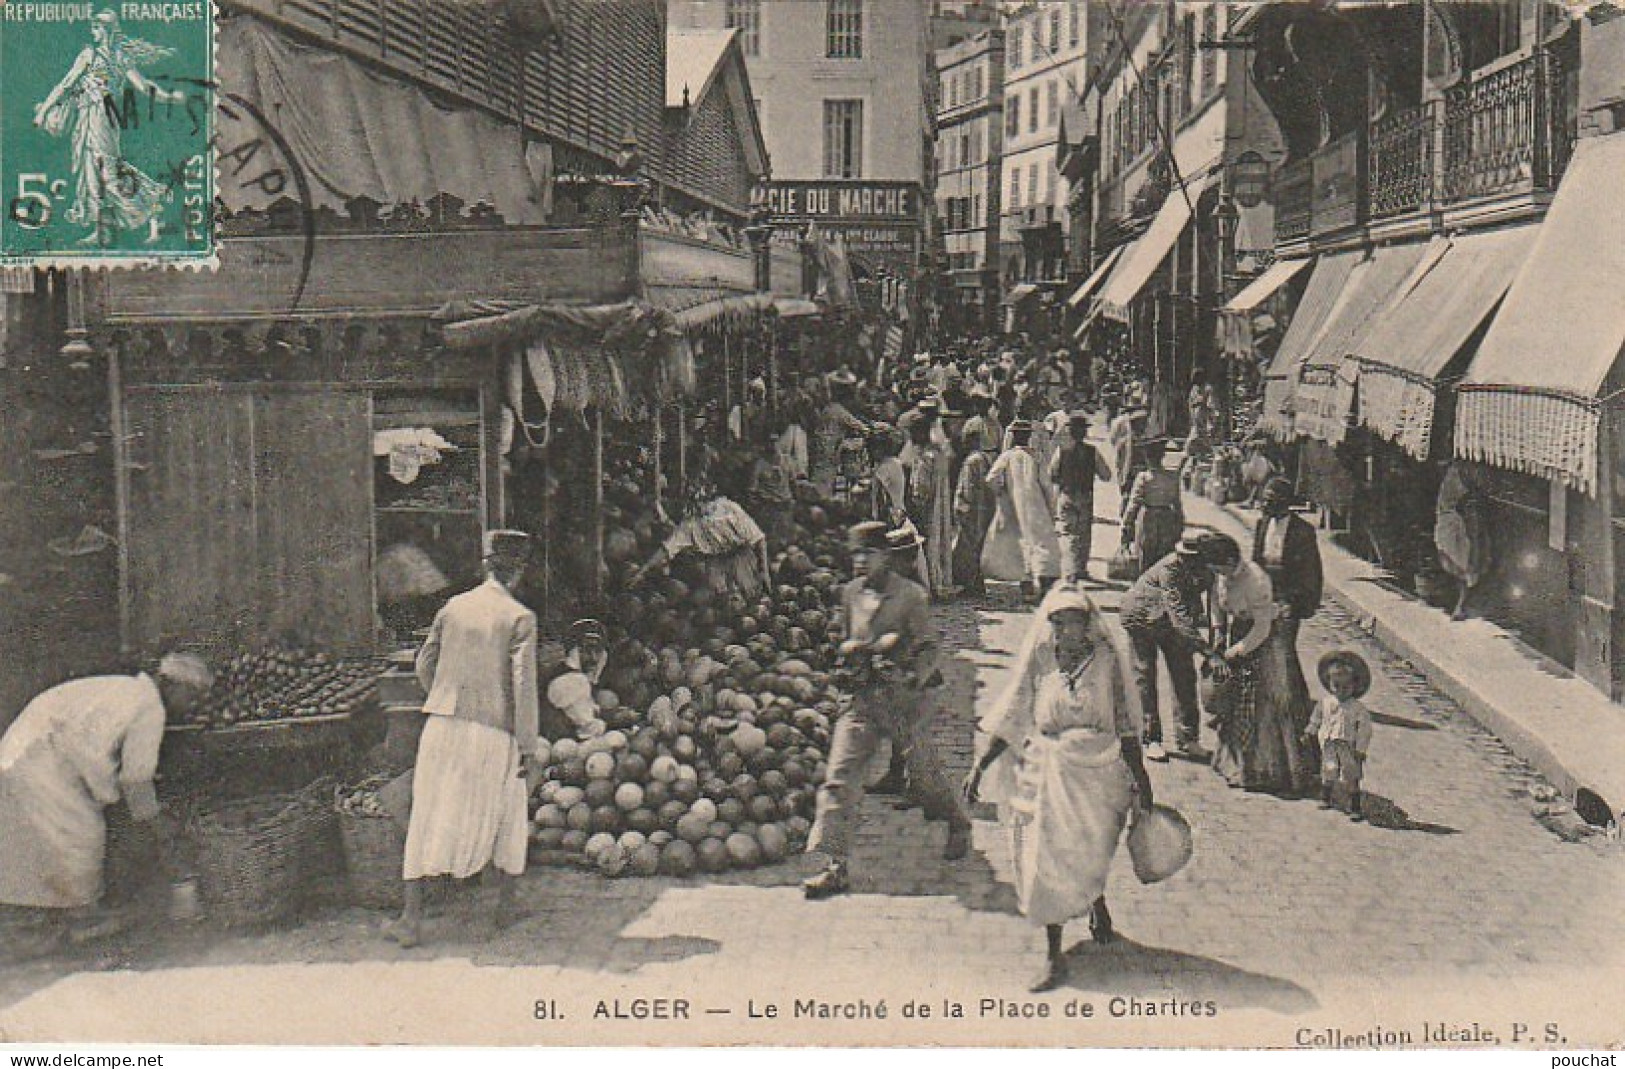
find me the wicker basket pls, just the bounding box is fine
[190,778,341,928]
[335,776,408,910]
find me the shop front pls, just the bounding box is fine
[1454,133,1625,696]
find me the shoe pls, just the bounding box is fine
[1176,740,1210,762]
[1029,957,1070,993]
[1144,741,1168,763]
[382,918,422,948]
[943,823,971,861]
[802,863,850,900]
[870,771,907,796]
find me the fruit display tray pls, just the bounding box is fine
[167,712,357,755]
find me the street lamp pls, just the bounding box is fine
[745,174,773,293]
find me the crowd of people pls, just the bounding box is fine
[0,330,1377,997]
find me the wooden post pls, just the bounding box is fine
[677,402,688,497]
[593,406,605,604]
[652,405,663,516]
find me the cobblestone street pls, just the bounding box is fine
[2,490,1621,1047]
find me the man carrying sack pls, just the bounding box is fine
[803,522,972,900]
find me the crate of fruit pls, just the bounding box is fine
[169,647,386,755]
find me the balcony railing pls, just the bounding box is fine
[1274,157,1312,244]
[1443,50,1572,205]
[1370,102,1435,220]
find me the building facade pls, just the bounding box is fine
[670,0,933,289]
[999,1,1094,291]
[1073,1,1232,434]
[934,26,1005,329]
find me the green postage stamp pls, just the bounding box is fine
[1,0,214,266]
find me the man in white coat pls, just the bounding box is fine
[389,529,540,948]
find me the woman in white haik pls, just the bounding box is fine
[965,583,1155,992]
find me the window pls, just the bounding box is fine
[1028,87,1039,132]
[972,191,982,226]
[1027,164,1038,207]
[1006,94,1020,137]
[725,0,761,57]
[1009,166,1021,208]
[1008,26,1023,70]
[1030,26,1041,64]
[971,125,982,164]
[1047,80,1059,128]
[1070,2,1081,48]
[959,133,971,170]
[1180,14,1196,115]
[1201,6,1218,94]
[1049,9,1061,52]
[822,99,863,177]
[972,65,982,102]
[826,0,862,59]
[1042,166,1051,207]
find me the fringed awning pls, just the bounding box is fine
[643,288,775,332]
[1455,388,1603,494]
[1256,377,1298,441]
[1453,136,1625,495]
[1356,367,1442,461]
[438,298,692,416]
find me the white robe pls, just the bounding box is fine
[0,674,166,908]
[982,446,1061,583]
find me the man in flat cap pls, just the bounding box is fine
[804,522,971,899]
[391,529,540,947]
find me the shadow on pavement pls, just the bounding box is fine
[1057,935,1318,1015]
[1369,711,1438,731]
[1359,792,1458,836]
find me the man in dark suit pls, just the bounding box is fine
[804,522,971,899]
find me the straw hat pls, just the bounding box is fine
[1317,649,1372,699]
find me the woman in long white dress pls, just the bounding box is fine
[965,585,1154,992]
[982,420,1061,598]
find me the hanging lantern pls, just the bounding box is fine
[1231,151,1270,209]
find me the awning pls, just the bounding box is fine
[1291,241,1435,445]
[1355,225,1537,459]
[1004,283,1039,304]
[642,287,774,331]
[1066,245,1126,308]
[1456,135,1625,493]
[1256,249,1362,438]
[1221,257,1313,315]
[220,17,550,225]
[1095,171,1220,322]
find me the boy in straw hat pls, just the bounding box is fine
[391,529,540,946]
[1305,650,1374,820]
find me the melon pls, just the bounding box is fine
[747,795,778,825]
[617,830,647,854]
[627,807,660,835]
[557,785,590,811]
[697,838,730,872]
[649,755,679,783]
[628,842,661,877]
[585,752,615,780]
[534,803,567,830]
[617,753,649,783]
[583,779,616,809]
[531,826,566,851]
[551,738,581,763]
[689,797,719,824]
[676,812,710,844]
[596,689,621,711]
[659,799,688,831]
[560,829,589,853]
[757,823,789,862]
[532,738,553,769]
[731,723,768,757]
[596,842,629,876]
[601,730,629,751]
[648,830,674,848]
[590,805,622,834]
[565,803,594,832]
[725,832,762,867]
[585,832,617,861]
[614,782,645,812]
[670,777,700,804]
[661,840,698,876]
[642,780,670,810]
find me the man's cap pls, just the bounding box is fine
[848,520,891,551]
[571,618,606,643]
[484,529,533,563]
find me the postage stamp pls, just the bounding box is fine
[0,0,214,266]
